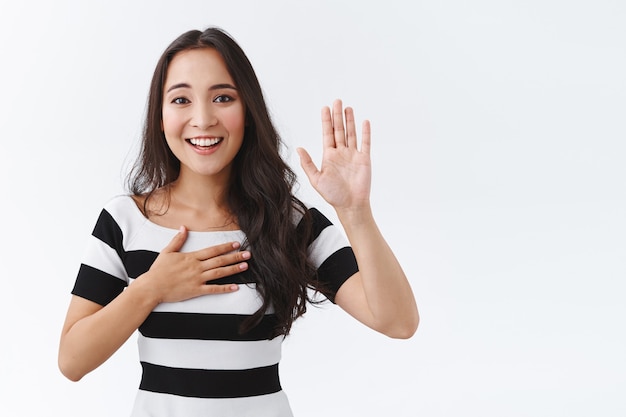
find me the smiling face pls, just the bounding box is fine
[161,48,246,184]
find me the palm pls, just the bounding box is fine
[298,100,372,210]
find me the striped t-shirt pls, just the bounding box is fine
[71,195,358,417]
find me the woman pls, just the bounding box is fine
[59,27,418,416]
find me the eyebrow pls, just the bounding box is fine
[165,82,238,93]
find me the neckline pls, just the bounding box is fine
[124,194,243,235]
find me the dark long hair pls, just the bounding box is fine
[127,27,320,336]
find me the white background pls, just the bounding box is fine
[0,1,624,416]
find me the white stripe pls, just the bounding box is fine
[131,389,293,417]
[82,234,128,282]
[125,225,171,252]
[103,195,150,249]
[307,225,350,268]
[105,196,247,253]
[138,335,283,370]
[151,284,274,315]
[180,230,246,252]
[128,225,246,253]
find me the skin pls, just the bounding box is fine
[58,48,418,382]
[59,49,247,382]
[162,48,246,189]
[298,100,419,339]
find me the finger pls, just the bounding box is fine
[194,241,242,261]
[162,226,188,253]
[332,99,346,147]
[296,147,320,185]
[361,119,371,155]
[345,106,357,149]
[201,283,241,295]
[200,249,251,271]
[202,261,250,282]
[321,106,334,149]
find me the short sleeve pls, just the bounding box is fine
[304,208,359,303]
[71,208,130,306]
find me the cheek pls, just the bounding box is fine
[221,107,246,134]
[161,109,183,136]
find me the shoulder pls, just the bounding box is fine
[98,194,145,223]
[91,194,149,242]
[293,203,336,241]
[302,207,358,302]
[295,205,350,257]
[291,200,332,226]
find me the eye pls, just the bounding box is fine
[213,95,234,103]
[172,97,190,104]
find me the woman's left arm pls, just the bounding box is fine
[297,99,419,339]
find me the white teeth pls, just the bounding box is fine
[189,137,221,147]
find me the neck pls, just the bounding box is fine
[164,171,237,231]
[171,169,231,211]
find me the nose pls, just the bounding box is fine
[190,102,217,130]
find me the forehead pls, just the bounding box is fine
[165,48,234,87]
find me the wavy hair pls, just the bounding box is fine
[127,27,321,336]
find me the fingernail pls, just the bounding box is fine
[230,284,239,291]
[239,262,248,270]
[232,242,241,249]
[179,226,185,233]
[241,251,250,259]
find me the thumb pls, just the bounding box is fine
[162,225,188,253]
[296,147,320,185]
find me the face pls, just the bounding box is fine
[162,48,246,183]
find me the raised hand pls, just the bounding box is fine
[143,226,249,303]
[297,99,372,211]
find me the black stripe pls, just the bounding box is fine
[123,249,255,285]
[90,209,147,281]
[307,208,332,243]
[124,250,157,278]
[316,246,359,302]
[92,209,125,259]
[139,312,279,341]
[72,264,127,306]
[139,362,281,398]
[210,269,256,285]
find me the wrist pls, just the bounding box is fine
[335,204,374,228]
[129,272,162,308]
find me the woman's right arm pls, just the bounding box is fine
[58,280,160,381]
[58,226,249,381]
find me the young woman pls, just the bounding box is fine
[59,27,418,416]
